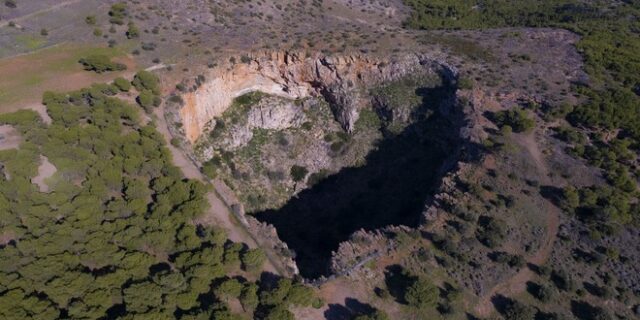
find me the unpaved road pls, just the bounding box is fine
[474,132,560,317]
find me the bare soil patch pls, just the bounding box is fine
[27,104,52,125]
[0,230,16,246]
[0,125,21,150]
[31,155,56,193]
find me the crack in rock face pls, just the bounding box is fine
[179,51,457,143]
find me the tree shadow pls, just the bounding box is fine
[383,264,416,304]
[324,304,352,320]
[570,300,609,320]
[490,294,514,316]
[105,304,126,319]
[255,83,462,278]
[526,281,542,297]
[539,185,563,206]
[324,298,376,320]
[258,271,282,291]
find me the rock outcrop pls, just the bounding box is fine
[179,51,456,143]
[246,97,306,131]
[210,96,307,151]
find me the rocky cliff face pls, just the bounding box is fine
[179,51,456,143]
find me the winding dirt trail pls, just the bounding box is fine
[474,132,560,317]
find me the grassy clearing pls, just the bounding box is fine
[0,44,132,112]
[14,34,47,51]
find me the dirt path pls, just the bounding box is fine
[0,0,84,28]
[145,64,173,72]
[474,132,560,317]
[28,104,52,125]
[153,106,280,274]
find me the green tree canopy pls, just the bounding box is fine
[404,277,439,309]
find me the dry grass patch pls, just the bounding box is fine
[0,44,135,112]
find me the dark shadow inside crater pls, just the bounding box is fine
[254,81,462,278]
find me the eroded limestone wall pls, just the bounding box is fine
[179,51,455,143]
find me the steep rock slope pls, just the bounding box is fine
[179,51,456,143]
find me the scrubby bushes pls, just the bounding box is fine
[354,310,390,320]
[551,270,576,292]
[560,184,635,224]
[126,22,139,39]
[241,248,266,272]
[404,277,439,309]
[136,90,155,110]
[491,108,535,133]
[113,77,131,92]
[457,77,473,90]
[108,2,127,25]
[554,126,585,145]
[202,158,219,179]
[85,15,96,25]
[256,277,320,319]
[132,70,160,94]
[502,299,537,320]
[529,282,555,302]
[476,216,507,248]
[290,165,308,182]
[131,71,162,111]
[491,251,525,268]
[78,54,127,73]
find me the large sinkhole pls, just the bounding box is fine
[196,71,462,278]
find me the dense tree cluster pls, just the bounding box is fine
[561,184,637,226]
[0,86,315,319]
